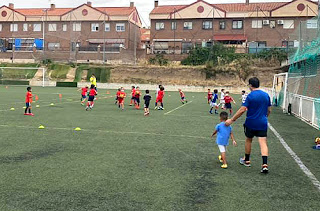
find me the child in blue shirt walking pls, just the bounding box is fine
[211,111,237,168]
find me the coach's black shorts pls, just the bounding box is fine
[88,96,95,102]
[244,124,267,138]
[225,103,232,109]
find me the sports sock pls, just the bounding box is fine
[28,108,32,113]
[161,103,164,107]
[262,156,268,165]
[209,107,213,112]
[25,107,28,113]
[245,154,250,161]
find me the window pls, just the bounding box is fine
[282,41,294,48]
[23,23,28,31]
[307,19,317,29]
[283,20,294,29]
[48,23,57,32]
[202,21,212,30]
[116,23,125,32]
[62,24,67,32]
[171,22,176,30]
[48,43,60,50]
[270,20,276,28]
[73,23,81,31]
[183,22,192,30]
[154,41,168,50]
[0,24,2,31]
[91,23,99,32]
[182,42,193,53]
[10,24,18,32]
[219,21,225,30]
[232,20,243,29]
[156,22,164,30]
[252,20,262,28]
[105,23,110,31]
[33,23,41,32]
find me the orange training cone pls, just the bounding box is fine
[35,95,39,101]
[59,94,62,99]
[106,91,110,94]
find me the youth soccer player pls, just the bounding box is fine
[219,89,225,109]
[115,88,121,105]
[224,91,236,115]
[118,88,126,110]
[211,112,237,168]
[90,74,97,90]
[209,89,219,114]
[207,89,213,104]
[155,84,161,107]
[86,85,97,111]
[130,86,136,106]
[24,86,34,116]
[155,86,165,110]
[143,90,152,116]
[79,86,88,105]
[134,86,141,109]
[178,89,188,104]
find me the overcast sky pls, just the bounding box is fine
[2,0,299,26]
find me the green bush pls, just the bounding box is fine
[254,48,288,65]
[148,54,169,66]
[0,80,29,85]
[56,82,77,87]
[49,63,71,79]
[86,67,111,83]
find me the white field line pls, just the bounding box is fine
[269,123,320,192]
[164,101,193,115]
[0,95,114,112]
[0,124,209,140]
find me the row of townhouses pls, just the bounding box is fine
[0,0,318,62]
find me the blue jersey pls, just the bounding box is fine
[215,122,232,146]
[243,90,271,131]
[211,94,218,103]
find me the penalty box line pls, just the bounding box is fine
[164,101,193,115]
[269,123,320,192]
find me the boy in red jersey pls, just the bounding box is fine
[78,86,88,105]
[178,89,188,104]
[155,86,165,110]
[207,89,213,104]
[118,88,126,110]
[130,86,136,106]
[86,85,97,111]
[115,88,121,105]
[224,91,236,115]
[24,86,34,116]
[134,86,141,109]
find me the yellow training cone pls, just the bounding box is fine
[50,103,54,106]
[74,127,81,131]
[10,108,15,111]
[23,106,26,109]
[38,125,45,129]
[36,105,40,108]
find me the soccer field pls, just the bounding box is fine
[0,85,319,211]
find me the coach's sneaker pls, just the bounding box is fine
[221,164,228,169]
[239,158,251,167]
[218,155,223,163]
[261,164,269,174]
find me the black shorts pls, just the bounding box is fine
[244,124,267,138]
[225,103,232,109]
[144,102,150,108]
[88,96,95,101]
[135,97,140,104]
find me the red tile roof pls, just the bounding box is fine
[141,28,150,41]
[150,1,291,14]
[96,7,135,16]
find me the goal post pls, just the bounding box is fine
[0,66,49,87]
[272,72,288,111]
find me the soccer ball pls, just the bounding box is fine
[315,137,320,145]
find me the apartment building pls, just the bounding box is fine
[149,0,318,54]
[0,2,142,54]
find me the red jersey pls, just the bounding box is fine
[131,88,136,97]
[116,91,121,97]
[118,91,126,99]
[224,95,234,104]
[179,91,185,97]
[135,90,141,98]
[81,87,88,96]
[157,90,164,99]
[208,92,213,99]
[25,91,33,103]
[89,89,97,96]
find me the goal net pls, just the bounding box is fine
[0,66,49,87]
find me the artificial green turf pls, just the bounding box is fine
[0,85,319,211]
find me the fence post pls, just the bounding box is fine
[312,99,315,127]
[299,96,302,118]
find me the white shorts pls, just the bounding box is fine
[220,99,225,104]
[210,102,217,107]
[218,145,227,153]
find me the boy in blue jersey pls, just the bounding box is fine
[209,89,219,114]
[211,111,237,169]
[226,77,272,174]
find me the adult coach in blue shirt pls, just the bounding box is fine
[226,77,272,174]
